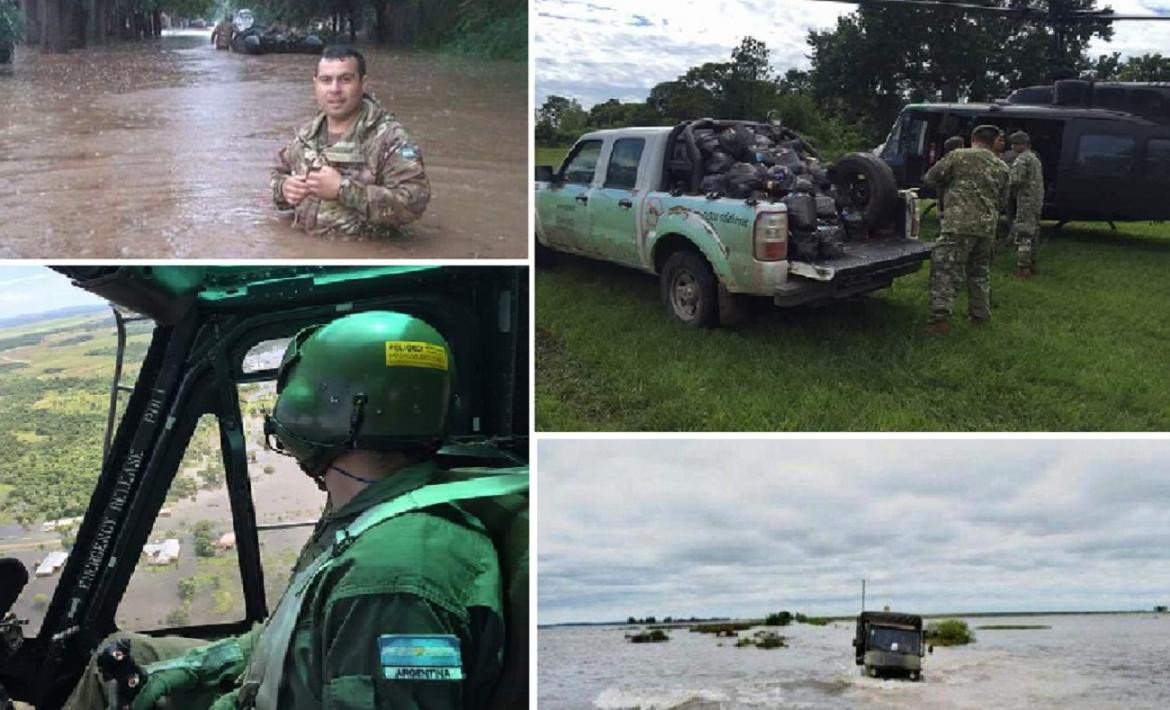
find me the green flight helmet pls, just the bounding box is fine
[264,311,453,479]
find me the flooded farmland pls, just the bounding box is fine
[539,614,1170,709]
[0,30,527,258]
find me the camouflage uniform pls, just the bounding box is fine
[1009,149,1044,270]
[211,21,232,50]
[271,96,430,238]
[923,147,1010,323]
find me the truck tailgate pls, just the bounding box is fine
[789,238,933,282]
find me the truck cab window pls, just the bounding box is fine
[1076,134,1135,177]
[561,140,603,185]
[603,138,644,190]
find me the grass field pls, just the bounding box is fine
[536,216,1170,431]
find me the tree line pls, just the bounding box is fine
[537,1,1167,153]
[13,0,525,59]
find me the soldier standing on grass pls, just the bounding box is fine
[1008,131,1044,278]
[922,124,1010,335]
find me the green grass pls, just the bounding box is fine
[536,216,1170,431]
[536,146,570,171]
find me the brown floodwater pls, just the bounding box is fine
[0,30,528,258]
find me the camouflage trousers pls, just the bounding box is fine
[1014,226,1038,270]
[929,231,992,323]
[62,631,222,710]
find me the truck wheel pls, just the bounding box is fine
[660,250,719,327]
[832,153,897,228]
[867,666,878,678]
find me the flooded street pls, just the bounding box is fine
[0,31,527,258]
[539,615,1170,709]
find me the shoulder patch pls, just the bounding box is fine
[400,144,419,161]
[378,634,462,681]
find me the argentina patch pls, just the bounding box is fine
[400,144,419,161]
[379,634,463,681]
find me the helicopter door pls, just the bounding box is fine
[1059,125,1140,222]
[1136,136,1170,221]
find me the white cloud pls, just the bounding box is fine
[536,0,1170,109]
[537,439,1170,624]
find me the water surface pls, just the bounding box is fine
[539,615,1170,709]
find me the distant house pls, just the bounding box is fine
[214,532,236,550]
[142,539,181,565]
[41,517,81,534]
[35,551,69,577]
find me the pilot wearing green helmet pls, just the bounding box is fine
[64,311,527,710]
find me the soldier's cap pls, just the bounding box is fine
[973,124,1003,136]
[1009,131,1031,146]
[943,136,964,151]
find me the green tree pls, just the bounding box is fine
[192,520,217,557]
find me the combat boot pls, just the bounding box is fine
[926,320,950,336]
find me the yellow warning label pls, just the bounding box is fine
[385,341,448,370]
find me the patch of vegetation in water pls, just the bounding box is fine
[735,631,786,649]
[628,629,669,643]
[926,619,976,646]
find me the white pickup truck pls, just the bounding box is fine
[535,119,932,326]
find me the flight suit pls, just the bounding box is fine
[270,97,430,238]
[1009,149,1044,271]
[64,461,505,710]
[923,147,1010,323]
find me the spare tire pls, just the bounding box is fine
[831,153,898,228]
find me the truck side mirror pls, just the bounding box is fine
[0,558,29,617]
[535,165,556,183]
[928,644,934,654]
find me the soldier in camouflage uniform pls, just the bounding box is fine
[1008,131,1044,277]
[922,125,1010,334]
[271,46,429,238]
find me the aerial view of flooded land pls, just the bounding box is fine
[540,613,1170,709]
[0,23,526,258]
[0,306,325,633]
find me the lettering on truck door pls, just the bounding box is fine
[588,137,646,267]
[543,140,602,251]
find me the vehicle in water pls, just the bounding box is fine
[853,611,927,681]
[535,119,930,327]
[879,80,1170,225]
[0,266,528,709]
[229,8,323,55]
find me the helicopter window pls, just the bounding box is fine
[241,337,293,375]
[1075,135,1135,178]
[116,414,246,631]
[901,116,928,158]
[1131,90,1165,115]
[0,307,150,635]
[236,380,323,609]
[1146,139,1170,180]
[1095,88,1127,111]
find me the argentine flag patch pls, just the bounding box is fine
[379,634,463,681]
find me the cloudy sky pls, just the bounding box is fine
[538,439,1170,624]
[535,0,1170,108]
[0,267,105,320]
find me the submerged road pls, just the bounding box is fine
[0,31,527,258]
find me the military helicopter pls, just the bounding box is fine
[812,0,1170,223]
[0,266,528,709]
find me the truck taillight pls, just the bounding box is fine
[753,212,788,261]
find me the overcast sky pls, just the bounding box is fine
[0,267,105,320]
[535,0,1170,108]
[538,439,1170,624]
